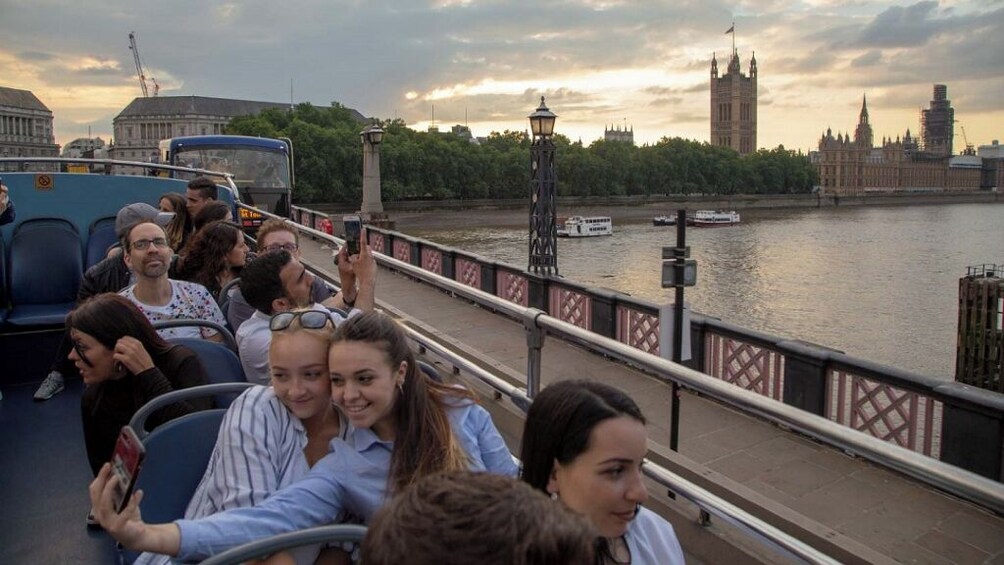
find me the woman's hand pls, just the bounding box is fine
[89,463,148,549]
[114,336,156,375]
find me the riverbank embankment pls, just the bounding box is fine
[313,190,1001,231]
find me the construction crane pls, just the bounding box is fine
[958,122,975,156]
[128,31,159,97]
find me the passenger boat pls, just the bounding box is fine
[652,215,677,226]
[691,210,740,227]
[556,215,613,237]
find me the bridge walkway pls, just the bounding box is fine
[297,236,1004,564]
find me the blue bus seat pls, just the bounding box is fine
[6,219,82,326]
[198,525,368,565]
[0,232,8,325]
[85,217,117,269]
[123,383,254,565]
[169,337,247,407]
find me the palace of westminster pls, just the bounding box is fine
[2,44,1002,193]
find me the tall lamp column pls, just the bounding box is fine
[527,96,558,276]
[360,124,385,219]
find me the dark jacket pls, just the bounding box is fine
[80,344,211,475]
[0,201,14,226]
[77,253,181,302]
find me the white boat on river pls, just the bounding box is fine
[691,210,740,227]
[557,215,613,237]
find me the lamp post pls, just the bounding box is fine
[360,124,385,219]
[527,96,558,276]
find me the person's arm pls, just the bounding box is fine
[93,451,348,560]
[120,341,209,427]
[465,403,519,477]
[347,230,376,313]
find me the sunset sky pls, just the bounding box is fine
[1,0,1001,153]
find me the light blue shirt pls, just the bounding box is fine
[627,506,686,565]
[175,401,517,560]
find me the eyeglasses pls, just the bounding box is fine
[270,310,334,332]
[72,341,94,367]
[263,243,298,253]
[130,237,170,251]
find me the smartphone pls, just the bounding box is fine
[110,426,146,512]
[343,215,362,256]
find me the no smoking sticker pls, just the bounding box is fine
[34,174,53,190]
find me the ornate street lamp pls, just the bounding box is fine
[527,96,558,276]
[360,124,385,217]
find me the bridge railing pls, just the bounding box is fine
[348,222,1004,484]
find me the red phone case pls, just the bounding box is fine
[111,426,146,512]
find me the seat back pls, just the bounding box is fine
[198,525,369,565]
[169,338,247,406]
[10,218,82,305]
[85,217,117,269]
[123,383,254,565]
[0,232,8,323]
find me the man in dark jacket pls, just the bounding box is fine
[33,203,174,400]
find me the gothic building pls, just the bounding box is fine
[813,90,998,195]
[710,50,757,155]
[604,124,634,144]
[921,84,954,158]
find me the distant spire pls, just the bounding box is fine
[859,93,869,123]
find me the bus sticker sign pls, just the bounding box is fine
[35,174,54,190]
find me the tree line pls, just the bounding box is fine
[227,102,819,204]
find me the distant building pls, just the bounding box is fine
[109,95,366,173]
[61,137,106,158]
[604,124,634,144]
[921,84,954,158]
[450,124,479,144]
[813,91,1002,194]
[0,86,60,170]
[710,49,757,155]
[978,140,1004,159]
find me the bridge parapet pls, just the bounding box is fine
[289,216,1004,483]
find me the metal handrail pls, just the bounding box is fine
[247,204,1004,514]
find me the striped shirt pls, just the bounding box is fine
[135,385,347,565]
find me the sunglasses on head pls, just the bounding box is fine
[269,310,333,332]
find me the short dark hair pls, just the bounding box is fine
[187,176,218,200]
[239,250,292,315]
[363,471,595,565]
[519,380,645,494]
[192,201,232,231]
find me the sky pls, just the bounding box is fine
[1,0,1001,153]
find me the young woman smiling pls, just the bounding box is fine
[91,311,518,561]
[133,309,349,565]
[520,380,686,565]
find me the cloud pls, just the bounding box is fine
[850,50,883,67]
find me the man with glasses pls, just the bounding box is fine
[226,219,368,331]
[119,221,226,342]
[235,239,376,384]
[34,203,174,401]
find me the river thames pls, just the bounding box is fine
[403,201,1004,379]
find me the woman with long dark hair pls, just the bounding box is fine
[91,311,516,560]
[71,293,211,476]
[175,221,248,299]
[520,380,685,565]
[158,192,192,251]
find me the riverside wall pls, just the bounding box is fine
[316,190,1001,213]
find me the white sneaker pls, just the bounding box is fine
[33,371,65,401]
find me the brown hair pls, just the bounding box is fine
[192,201,232,231]
[177,221,243,296]
[255,218,299,249]
[363,471,596,565]
[331,311,474,493]
[160,192,192,250]
[66,293,173,361]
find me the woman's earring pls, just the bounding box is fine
[396,380,404,394]
[550,491,559,501]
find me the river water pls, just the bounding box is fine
[406,202,1004,379]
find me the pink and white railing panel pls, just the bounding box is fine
[497,271,529,307]
[421,248,442,275]
[549,286,591,329]
[455,258,481,289]
[616,307,660,355]
[704,333,785,400]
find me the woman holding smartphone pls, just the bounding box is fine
[91,311,517,561]
[135,309,349,565]
[519,380,686,565]
[70,293,211,477]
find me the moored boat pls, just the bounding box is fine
[557,215,613,237]
[652,215,677,226]
[692,210,740,227]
